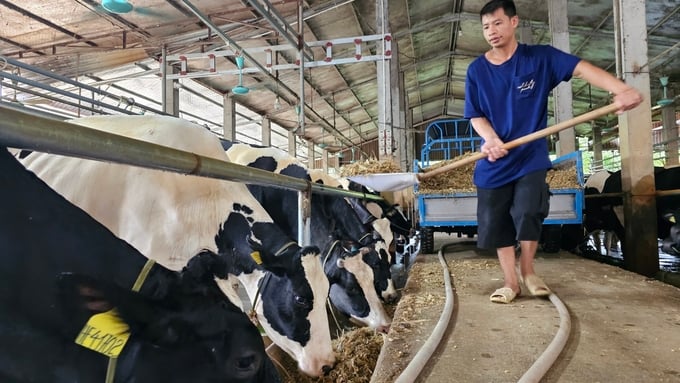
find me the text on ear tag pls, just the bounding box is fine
[75,309,130,358]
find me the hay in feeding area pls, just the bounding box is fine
[276,327,384,383]
[339,158,401,177]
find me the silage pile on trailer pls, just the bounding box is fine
[339,158,401,177]
[417,153,581,194]
[276,327,384,383]
[417,152,478,194]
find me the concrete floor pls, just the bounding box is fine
[373,233,680,383]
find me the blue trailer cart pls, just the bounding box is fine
[415,118,585,253]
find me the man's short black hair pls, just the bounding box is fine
[480,0,517,19]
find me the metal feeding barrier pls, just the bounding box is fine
[0,103,383,245]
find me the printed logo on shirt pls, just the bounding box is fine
[517,79,535,93]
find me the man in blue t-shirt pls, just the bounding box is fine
[464,0,643,304]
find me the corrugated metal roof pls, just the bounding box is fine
[1,0,678,155]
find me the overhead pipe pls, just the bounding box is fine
[246,0,314,62]
[0,104,383,203]
[0,70,142,116]
[1,55,165,115]
[178,0,352,147]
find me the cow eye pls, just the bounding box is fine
[294,295,310,307]
[347,285,360,295]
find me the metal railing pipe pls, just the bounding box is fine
[0,105,383,201]
[2,55,166,115]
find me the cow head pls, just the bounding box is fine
[215,209,335,377]
[366,218,399,303]
[322,243,391,333]
[661,212,680,256]
[57,264,277,383]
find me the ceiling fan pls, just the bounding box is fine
[101,0,132,13]
[100,0,172,17]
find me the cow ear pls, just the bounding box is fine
[58,273,205,346]
[57,272,119,317]
[182,249,233,282]
[56,273,185,344]
[257,253,292,277]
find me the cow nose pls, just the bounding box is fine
[384,292,399,304]
[322,364,333,375]
[377,323,390,334]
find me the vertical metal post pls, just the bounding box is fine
[614,0,657,276]
[592,123,603,168]
[549,0,575,154]
[222,94,236,140]
[297,0,305,137]
[288,129,297,157]
[261,117,272,147]
[298,191,311,246]
[661,103,679,166]
[376,0,392,160]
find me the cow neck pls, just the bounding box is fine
[247,241,294,326]
[274,241,297,256]
[358,232,374,245]
[322,239,346,331]
[105,258,156,383]
[384,205,411,235]
[249,271,273,325]
[322,240,343,269]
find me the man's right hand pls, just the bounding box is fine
[481,137,508,162]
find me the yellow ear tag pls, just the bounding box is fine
[250,251,263,265]
[75,309,131,358]
[670,216,676,224]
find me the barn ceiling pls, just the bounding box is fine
[0,0,678,153]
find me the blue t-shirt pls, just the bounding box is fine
[464,44,580,188]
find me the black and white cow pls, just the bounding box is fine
[339,178,415,266]
[223,142,392,332]
[307,169,399,300]
[0,146,279,383]
[584,166,680,255]
[20,115,335,377]
[661,211,680,256]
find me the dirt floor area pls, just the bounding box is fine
[371,234,680,383]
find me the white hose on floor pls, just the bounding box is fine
[517,293,571,383]
[394,247,454,383]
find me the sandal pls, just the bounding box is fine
[490,287,520,304]
[522,274,551,297]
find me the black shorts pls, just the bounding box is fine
[476,170,550,249]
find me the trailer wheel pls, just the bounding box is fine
[421,227,434,254]
[560,224,584,253]
[540,224,561,253]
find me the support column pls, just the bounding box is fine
[518,21,533,44]
[405,95,414,170]
[376,0,392,161]
[261,117,272,147]
[322,149,329,173]
[661,103,678,166]
[222,94,236,141]
[614,0,657,276]
[161,46,179,117]
[549,0,575,155]
[592,124,603,170]
[307,140,315,169]
[391,43,406,170]
[288,130,297,157]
